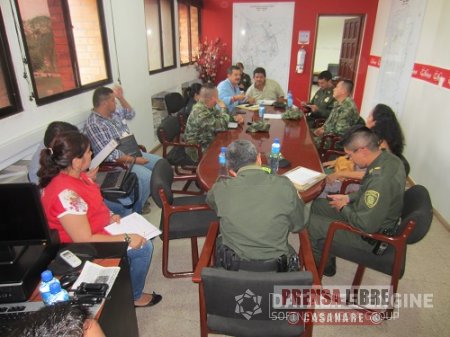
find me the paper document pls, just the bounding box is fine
[71,261,120,317]
[263,113,283,120]
[105,212,162,240]
[284,166,326,192]
[257,99,276,105]
[228,121,238,129]
[236,104,259,111]
[89,139,118,169]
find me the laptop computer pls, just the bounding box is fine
[117,134,143,157]
[96,157,135,190]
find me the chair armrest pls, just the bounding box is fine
[193,221,220,283]
[339,178,362,194]
[298,229,321,286]
[318,220,416,279]
[138,144,147,153]
[169,203,212,213]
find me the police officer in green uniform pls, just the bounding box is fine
[206,140,305,270]
[306,70,335,128]
[308,126,406,276]
[184,83,244,162]
[313,79,360,149]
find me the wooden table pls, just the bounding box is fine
[196,107,325,202]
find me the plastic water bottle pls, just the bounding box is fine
[269,138,281,174]
[218,147,228,177]
[287,90,293,108]
[259,103,265,119]
[48,282,70,305]
[39,270,61,305]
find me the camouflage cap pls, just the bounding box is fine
[246,120,271,133]
[282,107,304,120]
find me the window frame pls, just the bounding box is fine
[145,0,177,75]
[178,0,201,67]
[0,9,22,119]
[14,0,112,106]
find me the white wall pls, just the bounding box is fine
[0,0,198,170]
[361,0,450,222]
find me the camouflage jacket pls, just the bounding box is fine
[184,101,230,161]
[309,87,335,119]
[323,96,359,135]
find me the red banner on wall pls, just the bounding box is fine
[368,55,381,68]
[412,63,449,89]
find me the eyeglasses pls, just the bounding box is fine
[345,146,366,158]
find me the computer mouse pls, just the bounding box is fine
[59,273,79,289]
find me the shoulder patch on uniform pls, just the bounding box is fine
[364,190,380,208]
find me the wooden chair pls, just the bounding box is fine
[193,222,320,337]
[317,185,433,316]
[150,158,218,278]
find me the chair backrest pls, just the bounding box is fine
[150,158,175,207]
[201,268,313,337]
[164,92,185,115]
[157,116,181,143]
[398,185,433,244]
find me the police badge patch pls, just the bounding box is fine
[364,190,380,208]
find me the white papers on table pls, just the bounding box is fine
[236,104,259,111]
[105,212,162,240]
[283,166,326,192]
[71,261,119,295]
[89,139,118,169]
[71,261,120,317]
[228,121,238,129]
[257,99,276,105]
[263,113,283,119]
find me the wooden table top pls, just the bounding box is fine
[196,107,325,203]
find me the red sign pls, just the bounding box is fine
[412,63,449,89]
[368,55,381,68]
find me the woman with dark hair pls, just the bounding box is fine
[38,131,161,307]
[183,82,202,117]
[321,104,406,196]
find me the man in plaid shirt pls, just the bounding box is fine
[84,86,161,214]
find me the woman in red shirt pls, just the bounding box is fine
[39,131,161,307]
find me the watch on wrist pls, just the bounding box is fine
[124,233,131,244]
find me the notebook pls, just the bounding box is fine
[96,157,135,190]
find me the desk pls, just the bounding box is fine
[197,108,324,202]
[29,242,139,337]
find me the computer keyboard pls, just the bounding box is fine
[0,301,45,335]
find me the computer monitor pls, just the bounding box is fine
[0,183,51,264]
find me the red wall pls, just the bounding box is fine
[201,0,379,109]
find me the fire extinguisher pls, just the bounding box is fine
[296,46,306,74]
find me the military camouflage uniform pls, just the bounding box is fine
[307,150,406,267]
[306,88,335,128]
[184,101,230,162]
[314,96,359,148]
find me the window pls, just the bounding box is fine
[0,9,22,119]
[178,0,200,65]
[15,0,111,105]
[144,0,176,73]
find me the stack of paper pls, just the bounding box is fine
[236,104,259,111]
[283,166,326,192]
[105,212,162,240]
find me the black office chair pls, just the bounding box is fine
[193,222,319,337]
[150,158,218,278]
[164,92,185,115]
[318,185,433,315]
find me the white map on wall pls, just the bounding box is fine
[373,0,427,116]
[232,2,295,94]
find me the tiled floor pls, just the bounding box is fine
[139,195,450,337]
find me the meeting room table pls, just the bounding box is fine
[196,106,325,203]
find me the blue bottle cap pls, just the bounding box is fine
[41,270,53,282]
[220,147,227,153]
[50,282,62,294]
[274,138,280,143]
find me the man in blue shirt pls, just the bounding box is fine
[217,65,255,111]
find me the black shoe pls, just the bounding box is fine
[135,292,162,308]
